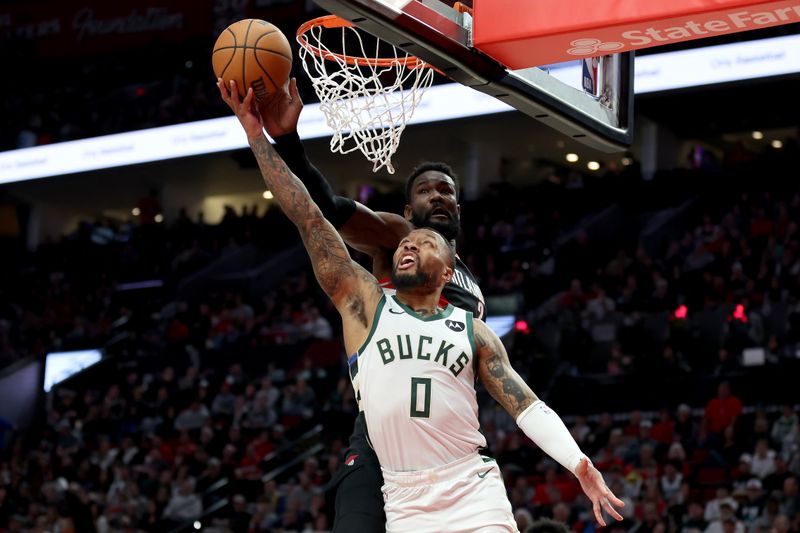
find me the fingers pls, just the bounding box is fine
[593,498,606,527]
[217,78,231,101]
[242,84,255,109]
[229,79,242,102]
[602,495,624,522]
[289,77,301,102]
[606,489,626,508]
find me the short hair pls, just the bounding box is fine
[405,162,459,202]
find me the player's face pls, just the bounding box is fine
[405,172,460,241]
[391,229,453,290]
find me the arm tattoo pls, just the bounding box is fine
[476,326,535,418]
[249,137,380,324]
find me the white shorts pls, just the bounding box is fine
[381,452,518,533]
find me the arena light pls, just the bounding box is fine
[514,320,531,335]
[116,280,164,291]
[728,304,748,323]
[587,161,601,171]
[565,153,579,163]
[621,157,633,166]
[771,139,783,149]
[262,190,274,200]
[673,305,688,320]
[193,521,201,530]
[752,131,764,140]
[131,207,141,216]
[486,315,516,337]
[44,350,103,392]
[154,214,164,223]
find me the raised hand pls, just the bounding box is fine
[259,77,303,138]
[575,457,625,526]
[217,78,264,142]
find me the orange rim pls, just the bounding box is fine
[453,2,473,16]
[297,15,431,69]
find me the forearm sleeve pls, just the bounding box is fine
[516,400,589,475]
[272,132,356,228]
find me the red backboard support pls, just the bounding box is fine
[473,0,800,69]
[312,0,634,152]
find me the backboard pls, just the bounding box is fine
[311,0,634,152]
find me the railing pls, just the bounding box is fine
[262,443,326,483]
[259,424,323,467]
[168,497,230,533]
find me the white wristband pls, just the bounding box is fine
[516,400,588,475]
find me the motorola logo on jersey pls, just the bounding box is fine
[445,320,465,332]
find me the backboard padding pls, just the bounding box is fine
[311,0,633,152]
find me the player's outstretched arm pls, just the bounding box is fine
[473,319,625,526]
[259,81,411,261]
[473,318,537,418]
[219,79,382,321]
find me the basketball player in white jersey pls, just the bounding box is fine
[219,79,625,532]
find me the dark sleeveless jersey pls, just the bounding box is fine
[380,256,486,320]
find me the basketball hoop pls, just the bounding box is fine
[296,15,436,174]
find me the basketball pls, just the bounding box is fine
[212,19,292,101]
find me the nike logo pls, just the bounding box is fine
[477,468,493,479]
[388,308,405,315]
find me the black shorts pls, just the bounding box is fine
[330,412,386,533]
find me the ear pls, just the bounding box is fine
[404,204,412,221]
[442,266,453,284]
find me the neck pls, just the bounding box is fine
[394,288,444,316]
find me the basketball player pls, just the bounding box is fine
[261,79,484,317]
[260,78,485,531]
[219,79,625,532]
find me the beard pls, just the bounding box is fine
[391,268,434,290]
[410,208,460,241]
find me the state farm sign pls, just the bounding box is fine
[474,0,800,69]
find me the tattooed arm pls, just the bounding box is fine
[473,319,537,418]
[472,317,625,526]
[218,80,382,327]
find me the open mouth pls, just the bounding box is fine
[430,207,450,220]
[397,253,417,271]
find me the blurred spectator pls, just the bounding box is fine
[682,501,709,533]
[174,399,210,431]
[705,488,738,522]
[779,476,799,518]
[752,439,778,480]
[705,502,745,533]
[772,406,799,446]
[661,461,684,500]
[162,478,202,523]
[704,382,743,437]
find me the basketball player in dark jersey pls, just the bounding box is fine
[260,79,485,532]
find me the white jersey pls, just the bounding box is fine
[349,291,486,472]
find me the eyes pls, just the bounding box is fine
[417,185,455,196]
[399,238,435,248]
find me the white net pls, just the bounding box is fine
[297,20,436,174]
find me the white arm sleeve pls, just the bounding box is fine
[516,400,588,475]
